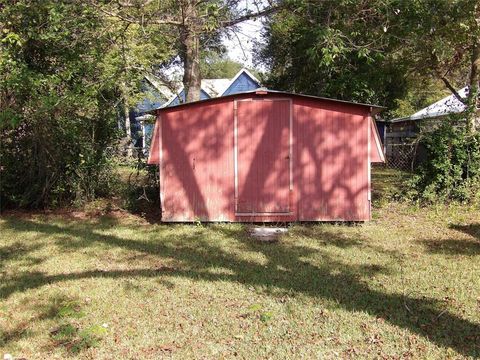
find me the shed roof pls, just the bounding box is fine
[152,88,385,115]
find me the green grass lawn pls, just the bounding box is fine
[1,170,479,358]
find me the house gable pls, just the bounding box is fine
[221,69,261,96]
[135,80,167,113]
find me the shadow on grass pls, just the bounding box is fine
[421,224,480,256]
[287,226,362,248]
[451,224,480,241]
[1,218,479,357]
[0,241,44,270]
[0,320,33,347]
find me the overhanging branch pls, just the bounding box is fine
[222,6,280,27]
[439,74,467,105]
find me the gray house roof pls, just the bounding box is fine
[392,87,469,123]
[144,75,175,99]
[161,68,262,108]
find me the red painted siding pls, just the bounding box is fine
[236,99,290,214]
[160,100,234,221]
[150,93,377,222]
[294,98,369,221]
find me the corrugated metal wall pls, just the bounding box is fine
[149,93,380,222]
[236,99,291,215]
[160,100,234,221]
[294,99,370,221]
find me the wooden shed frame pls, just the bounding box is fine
[148,89,384,222]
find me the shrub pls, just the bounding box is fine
[0,1,121,209]
[121,159,160,215]
[406,115,480,204]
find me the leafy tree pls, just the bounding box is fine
[258,0,479,119]
[390,0,479,129]
[201,53,244,79]
[257,0,409,111]
[390,78,449,119]
[99,14,175,144]
[95,0,278,102]
[391,0,480,202]
[0,1,141,208]
[259,0,480,202]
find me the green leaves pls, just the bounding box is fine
[203,3,222,32]
[259,0,404,107]
[1,31,22,47]
[259,0,479,116]
[0,0,123,208]
[0,109,22,130]
[407,116,480,204]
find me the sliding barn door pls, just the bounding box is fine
[235,99,291,215]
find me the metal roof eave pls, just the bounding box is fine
[147,89,385,114]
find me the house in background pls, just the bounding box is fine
[162,68,261,108]
[374,119,387,152]
[128,76,173,151]
[221,69,261,96]
[385,87,474,168]
[130,68,261,152]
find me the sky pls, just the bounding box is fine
[223,19,265,69]
[166,2,268,79]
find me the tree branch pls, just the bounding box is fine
[222,6,280,27]
[112,0,155,7]
[438,74,467,104]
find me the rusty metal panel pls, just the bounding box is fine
[154,92,374,222]
[160,99,234,221]
[235,99,291,215]
[294,98,370,221]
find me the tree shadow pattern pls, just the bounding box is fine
[421,223,480,256]
[1,218,479,357]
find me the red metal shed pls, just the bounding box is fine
[148,90,384,222]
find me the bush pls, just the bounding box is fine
[406,115,480,204]
[0,1,121,209]
[0,112,120,209]
[121,159,160,216]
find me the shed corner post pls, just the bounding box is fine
[233,100,238,215]
[367,111,372,220]
[158,113,164,218]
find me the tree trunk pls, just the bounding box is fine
[180,1,201,103]
[124,102,131,142]
[121,81,132,156]
[468,38,480,131]
[181,26,201,103]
